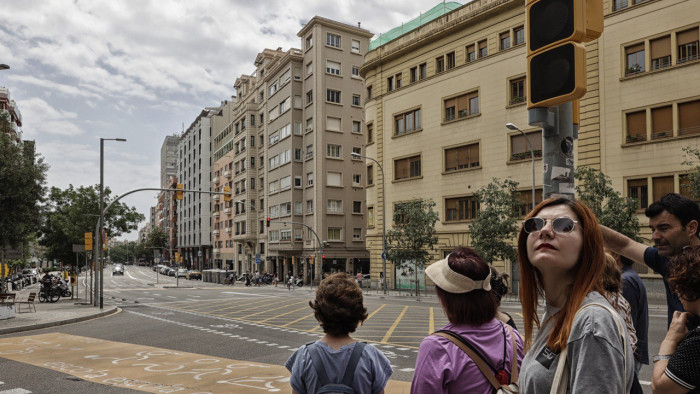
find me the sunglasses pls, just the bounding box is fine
[523,217,579,234]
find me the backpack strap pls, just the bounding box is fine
[505,325,519,385]
[340,342,367,386]
[307,342,331,386]
[433,331,502,390]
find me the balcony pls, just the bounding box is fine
[213,211,220,218]
[213,176,220,184]
[213,248,220,253]
[213,229,220,236]
[225,207,232,215]
[213,194,220,201]
[225,227,231,233]
[224,170,231,178]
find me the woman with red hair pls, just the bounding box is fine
[517,198,634,393]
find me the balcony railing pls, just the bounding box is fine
[212,176,220,184]
[224,170,231,178]
[225,227,231,233]
[225,208,232,215]
[213,194,220,201]
[213,229,220,235]
[213,211,220,218]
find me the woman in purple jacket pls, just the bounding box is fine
[411,246,524,393]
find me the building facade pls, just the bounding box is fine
[0,87,23,142]
[177,108,216,270]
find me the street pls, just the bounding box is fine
[0,265,667,393]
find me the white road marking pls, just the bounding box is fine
[398,368,415,372]
[221,291,273,297]
[0,389,33,394]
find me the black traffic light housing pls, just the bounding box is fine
[528,42,586,108]
[266,217,271,228]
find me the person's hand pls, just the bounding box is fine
[664,311,689,346]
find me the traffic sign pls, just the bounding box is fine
[381,251,387,259]
[85,232,93,251]
[255,257,261,264]
[0,264,11,276]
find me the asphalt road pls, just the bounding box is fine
[0,265,668,393]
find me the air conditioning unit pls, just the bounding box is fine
[294,76,302,81]
[306,126,313,132]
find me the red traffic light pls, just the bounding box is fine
[322,254,326,259]
[266,217,271,228]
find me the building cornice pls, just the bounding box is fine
[297,16,373,39]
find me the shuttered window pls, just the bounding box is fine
[445,196,479,221]
[678,100,700,136]
[626,111,646,142]
[510,130,543,160]
[651,106,673,139]
[650,36,671,69]
[445,143,480,172]
[652,176,674,202]
[394,155,421,181]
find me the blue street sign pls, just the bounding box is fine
[255,257,261,264]
[381,251,386,259]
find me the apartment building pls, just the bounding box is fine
[0,86,23,142]
[361,0,700,291]
[176,108,217,270]
[155,134,181,261]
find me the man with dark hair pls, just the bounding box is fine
[602,193,700,327]
[614,253,649,373]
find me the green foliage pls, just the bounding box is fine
[39,184,145,264]
[574,166,641,241]
[146,227,168,250]
[682,146,700,199]
[386,199,439,269]
[109,241,137,264]
[0,120,48,255]
[470,178,521,264]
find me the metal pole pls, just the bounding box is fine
[99,138,104,309]
[529,103,575,200]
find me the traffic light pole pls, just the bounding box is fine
[529,102,576,200]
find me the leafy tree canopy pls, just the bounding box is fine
[386,198,439,269]
[682,146,700,200]
[470,178,521,264]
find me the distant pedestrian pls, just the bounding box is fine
[285,273,392,393]
[489,266,518,331]
[379,271,384,292]
[412,247,523,394]
[287,275,293,291]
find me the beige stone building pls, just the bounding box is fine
[210,17,373,281]
[361,0,699,291]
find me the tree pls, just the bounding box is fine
[386,199,439,297]
[147,227,168,250]
[0,116,48,254]
[40,185,145,264]
[574,166,641,241]
[682,146,700,199]
[108,241,137,264]
[470,178,521,265]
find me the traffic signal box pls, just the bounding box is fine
[223,186,231,202]
[85,232,93,251]
[266,217,271,228]
[526,0,603,109]
[176,184,184,200]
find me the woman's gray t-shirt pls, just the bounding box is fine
[285,340,393,394]
[519,291,635,394]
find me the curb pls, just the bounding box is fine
[0,306,120,336]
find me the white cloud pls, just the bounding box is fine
[19,98,85,137]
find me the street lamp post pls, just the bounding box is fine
[96,137,126,309]
[506,123,536,209]
[0,64,9,70]
[351,152,387,295]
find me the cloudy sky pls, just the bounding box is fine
[0,0,449,240]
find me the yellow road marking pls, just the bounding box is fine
[282,313,316,327]
[257,305,311,323]
[429,307,434,334]
[364,304,386,322]
[382,306,408,343]
[244,300,308,318]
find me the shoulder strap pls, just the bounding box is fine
[578,302,628,392]
[307,342,331,386]
[340,342,366,386]
[433,331,502,390]
[505,325,519,384]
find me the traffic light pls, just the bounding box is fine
[322,254,326,259]
[526,0,603,108]
[266,217,271,228]
[176,184,184,200]
[85,232,93,251]
[223,186,231,202]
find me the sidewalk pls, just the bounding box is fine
[0,284,119,335]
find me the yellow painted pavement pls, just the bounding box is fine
[0,333,411,393]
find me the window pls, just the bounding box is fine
[387,76,394,92]
[279,97,291,113]
[352,120,361,134]
[368,206,374,227]
[327,144,342,158]
[446,52,456,69]
[445,196,479,221]
[306,62,313,76]
[294,176,302,188]
[351,39,360,53]
[394,108,422,135]
[280,229,291,241]
[352,173,361,186]
[294,122,303,135]
[328,199,342,213]
[295,148,302,161]
[436,56,445,73]
[510,77,526,105]
[326,60,341,75]
[280,201,292,216]
[307,200,314,213]
[324,117,341,133]
[478,40,488,58]
[327,89,341,104]
[628,178,649,209]
[353,201,362,214]
[514,26,525,45]
[352,94,361,106]
[395,73,402,88]
[306,35,313,49]
[295,201,302,215]
[352,146,362,157]
[626,44,645,75]
[394,155,421,180]
[613,0,628,11]
[651,106,672,139]
[280,69,291,84]
[444,91,479,121]
[466,44,476,62]
[510,130,543,161]
[500,32,511,50]
[307,172,314,186]
[327,33,341,48]
[410,67,418,82]
[419,63,427,79]
[677,29,699,63]
[367,123,374,144]
[305,144,313,159]
[367,85,373,99]
[269,230,279,242]
[306,90,313,105]
[650,36,671,70]
[327,228,341,241]
[517,190,544,217]
[678,99,700,136]
[445,143,480,171]
[269,180,279,194]
[327,172,342,187]
[280,176,291,190]
[626,110,646,143]
[367,165,374,185]
[353,228,362,240]
[352,66,360,77]
[653,176,674,202]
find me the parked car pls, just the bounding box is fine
[112,265,124,276]
[175,268,187,278]
[187,270,202,280]
[167,268,176,277]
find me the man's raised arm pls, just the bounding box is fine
[600,225,648,265]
